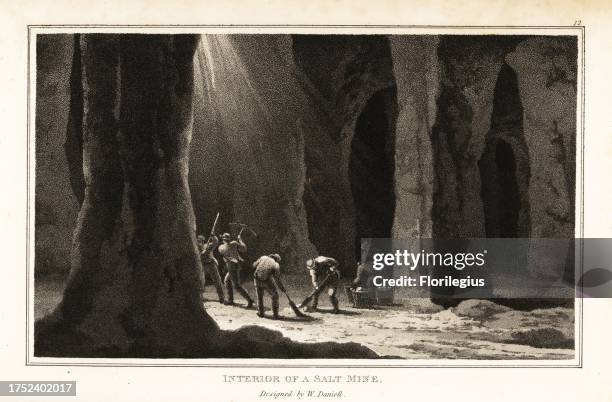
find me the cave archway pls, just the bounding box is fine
[349,86,398,259]
[478,63,531,238]
[292,35,397,277]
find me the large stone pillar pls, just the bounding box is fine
[506,37,577,280]
[431,37,507,238]
[119,35,218,354]
[506,37,576,240]
[389,36,440,238]
[35,35,79,278]
[36,34,219,357]
[36,35,129,354]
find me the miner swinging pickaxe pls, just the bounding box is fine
[229,222,258,238]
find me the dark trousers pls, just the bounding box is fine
[202,260,225,302]
[311,272,339,312]
[254,277,279,318]
[224,260,253,304]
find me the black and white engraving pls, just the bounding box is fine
[33,32,578,359]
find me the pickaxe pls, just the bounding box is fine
[208,212,220,240]
[229,222,258,237]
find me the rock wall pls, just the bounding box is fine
[189,35,321,272]
[479,63,532,238]
[34,34,577,283]
[506,37,577,279]
[292,35,397,273]
[431,37,518,238]
[191,34,398,275]
[426,35,576,244]
[35,35,78,277]
[389,36,440,238]
[506,37,577,240]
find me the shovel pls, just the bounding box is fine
[298,272,334,308]
[280,288,307,318]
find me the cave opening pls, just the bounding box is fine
[291,35,397,276]
[479,139,520,237]
[478,63,530,238]
[349,86,398,260]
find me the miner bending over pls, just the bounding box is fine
[304,256,341,313]
[252,254,286,319]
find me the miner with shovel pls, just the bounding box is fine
[299,256,341,314]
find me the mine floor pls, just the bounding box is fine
[34,275,575,359]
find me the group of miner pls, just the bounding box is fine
[196,228,347,320]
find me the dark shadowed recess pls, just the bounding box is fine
[479,63,531,239]
[35,325,381,359]
[431,36,523,240]
[291,35,397,277]
[349,87,397,259]
[429,36,574,309]
[479,61,574,311]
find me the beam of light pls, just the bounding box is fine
[195,35,274,163]
[194,35,273,138]
[192,34,279,208]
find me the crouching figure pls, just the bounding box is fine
[303,256,341,313]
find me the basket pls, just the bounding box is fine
[345,286,373,308]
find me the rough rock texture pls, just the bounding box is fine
[35,35,79,277]
[389,36,439,238]
[431,36,518,238]
[36,34,220,356]
[453,299,512,320]
[36,34,400,279]
[34,34,578,294]
[479,306,574,350]
[211,326,379,358]
[189,35,320,272]
[478,63,532,238]
[292,35,397,274]
[506,37,577,279]
[508,328,573,349]
[35,35,381,360]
